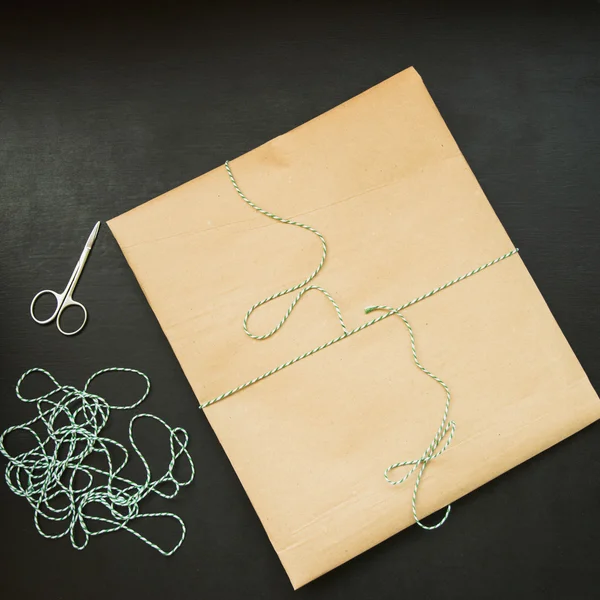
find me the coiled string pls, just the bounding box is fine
[202,161,519,529]
[0,367,194,554]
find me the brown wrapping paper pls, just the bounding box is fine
[108,67,600,588]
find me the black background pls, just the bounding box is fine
[1,2,599,598]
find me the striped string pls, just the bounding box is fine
[0,367,194,554]
[225,161,349,338]
[201,161,518,529]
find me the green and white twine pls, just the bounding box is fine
[1,367,194,554]
[200,161,519,529]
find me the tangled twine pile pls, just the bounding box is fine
[0,367,194,555]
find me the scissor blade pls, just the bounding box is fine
[65,221,101,299]
[85,221,101,250]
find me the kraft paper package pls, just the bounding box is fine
[108,67,600,588]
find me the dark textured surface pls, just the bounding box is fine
[1,3,599,599]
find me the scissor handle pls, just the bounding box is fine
[30,289,63,325]
[56,298,88,336]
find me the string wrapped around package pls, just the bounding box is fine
[0,367,194,555]
[196,162,519,529]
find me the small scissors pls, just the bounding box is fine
[30,221,101,336]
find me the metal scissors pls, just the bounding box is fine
[30,221,101,336]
